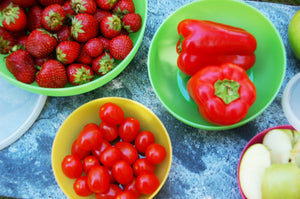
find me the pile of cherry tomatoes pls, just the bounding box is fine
[61,102,167,198]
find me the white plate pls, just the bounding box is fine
[0,76,47,150]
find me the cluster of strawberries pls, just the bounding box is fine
[0,0,142,88]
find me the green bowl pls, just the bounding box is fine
[148,0,286,130]
[0,0,147,96]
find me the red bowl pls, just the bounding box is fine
[237,125,294,198]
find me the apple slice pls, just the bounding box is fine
[239,143,271,199]
[262,129,292,164]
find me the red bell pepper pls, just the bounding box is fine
[177,19,257,76]
[187,63,256,126]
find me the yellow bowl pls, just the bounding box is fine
[51,97,172,199]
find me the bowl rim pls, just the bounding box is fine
[51,97,173,199]
[147,0,286,130]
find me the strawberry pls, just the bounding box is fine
[100,14,122,39]
[63,0,76,17]
[109,34,133,60]
[76,44,93,64]
[42,4,66,32]
[92,52,115,75]
[67,63,94,85]
[95,0,118,10]
[98,36,110,51]
[38,0,64,6]
[2,3,27,32]
[93,9,111,23]
[57,25,72,42]
[122,13,142,33]
[35,55,55,67]
[112,0,135,17]
[11,0,37,8]
[26,28,58,58]
[71,13,98,42]
[15,35,28,50]
[84,38,103,58]
[71,0,97,15]
[56,41,80,64]
[26,5,43,32]
[36,60,67,88]
[5,49,37,84]
[0,27,16,54]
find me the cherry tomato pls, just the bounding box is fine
[118,117,140,142]
[87,165,110,193]
[61,154,83,179]
[99,121,119,142]
[145,143,166,165]
[92,139,111,160]
[99,102,124,126]
[112,160,134,185]
[133,158,156,176]
[136,171,160,195]
[95,184,122,199]
[123,177,142,198]
[100,146,122,167]
[134,131,155,154]
[77,123,103,151]
[71,139,90,160]
[73,176,93,197]
[115,190,137,199]
[83,155,100,174]
[115,141,138,165]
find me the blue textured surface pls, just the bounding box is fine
[0,1,300,198]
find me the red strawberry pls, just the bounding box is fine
[112,0,135,17]
[36,60,67,88]
[109,34,133,60]
[57,25,73,42]
[95,0,118,10]
[2,3,27,32]
[122,13,142,33]
[5,49,37,84]
[26,28,58,58]
[98,36,110,51]
[38,0,64,6]
[0,27,16,54]
[63,0,76,17]
[16,35,28,50]
[71,13,98,42]
[56,41,80,64]
[26,5,43,32]
[93,9,111,24]
[100,14,122,38]
[67,63,94,85]
[42,4,66,32]
[84,38,103,58]
[92,52,115,76]
[11,0,37,8]
[71,0,97,15]
[76,44,93,64]
[35,55,55,67]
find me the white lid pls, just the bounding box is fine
[282,73,300,133]
[0,77,47,150]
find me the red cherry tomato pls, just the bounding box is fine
[145,143,166,165]
[133,158,156,176]
[115,190,137,199]
[112,160,134,185]
[73,176,93,197]
[95,184,122,199]
[61,154,83,179]
[115,141,138,165]
[83,155,100,174]
[134,131,155,154]
[118,117,140,142]
[99,102,124,126]
[77,123,103,151]
[99,121,119,142]
[87,165,110,193]
[71,139,90,160]
[92,139,111,160]
[136,171,160,195]
[123,177,142,198]
[100,146,122,167]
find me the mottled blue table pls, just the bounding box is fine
[1,1,300,199]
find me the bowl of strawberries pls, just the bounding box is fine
[0,0,147,96]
